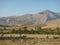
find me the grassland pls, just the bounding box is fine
[0,25,60,45]
[0,34,60,45]
[0,38,60,45]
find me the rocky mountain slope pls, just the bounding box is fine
[0,9,60,26]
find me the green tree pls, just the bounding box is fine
[11,29,16,34]
[36,26,42,34]
[23,26,28,34]
[56,27,60,34]
[18,28,22,37]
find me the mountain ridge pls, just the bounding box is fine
[0,9,60,26]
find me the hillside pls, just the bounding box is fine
[0,9,60,27]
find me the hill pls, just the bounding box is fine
[0,9,60,27]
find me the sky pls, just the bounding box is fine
[0,0,60,17]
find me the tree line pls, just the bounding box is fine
[0,26,60,34]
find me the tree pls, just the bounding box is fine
[23,26,27,30]
[18,28,22,37]
[36,26,42,34]
[56,27,60,34]
[23,26,28,34]
[11,29,16,34]
[56,27,60,31]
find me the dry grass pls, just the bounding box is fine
[0,38,60,45]
[42,25,60,29]
[0,34,60,45]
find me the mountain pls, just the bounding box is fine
[39,10,60,20]
[0,9,60,26]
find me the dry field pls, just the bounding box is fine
[0,34,60,45]
[0,38,60,45]
[0,34,60,38]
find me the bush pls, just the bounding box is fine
[53,36,59,39]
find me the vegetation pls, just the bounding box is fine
[0,26,60,34]
[0,38,60,45]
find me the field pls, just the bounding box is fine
[0,25,60,45]
[0,38,60,45]
[0,34,60,45]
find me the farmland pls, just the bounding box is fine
[0,34,60,45]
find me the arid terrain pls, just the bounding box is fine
[0,10,60,45]
[0,34,60,45]
[0,0,60,45]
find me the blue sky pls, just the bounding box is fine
[0,0,60,17]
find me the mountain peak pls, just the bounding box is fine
[44,9,51,12]
[39,9,53,14]
[0,9,60,26]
